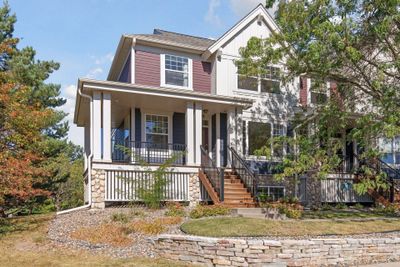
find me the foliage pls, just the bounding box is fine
[165,203,186,217]
[237,0,400,198]
[0,2,83,216]
[130,220,165,235]
[189,205,231,219]
[334,202,348,210]
[353,203,364,210]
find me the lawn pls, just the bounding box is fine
[180,217,400,237]
[0,214,187,267]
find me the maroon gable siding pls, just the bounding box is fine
[193,61,211,93]
[135,50,160,87]
[299,76,308,106]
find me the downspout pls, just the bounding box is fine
[57,85,93,215]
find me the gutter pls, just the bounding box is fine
[57,86,94,215]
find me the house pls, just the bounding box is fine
[74,4,396,209]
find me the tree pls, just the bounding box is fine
[237,0,400,199]
[0,2,83,216]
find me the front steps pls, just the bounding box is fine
[222,172,256,208]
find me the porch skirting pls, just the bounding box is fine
[88,167,207,209]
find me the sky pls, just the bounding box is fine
[9,0,267,147]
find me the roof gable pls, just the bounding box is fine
[203,4,279,58]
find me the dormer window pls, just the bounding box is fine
[161,54,192,89]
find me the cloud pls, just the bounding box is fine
[58,84,84,146]
[85,67,104,79]
[229,0,264,17]
[205,0,223,28]
[94,53,114,65]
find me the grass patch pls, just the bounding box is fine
[0,214,187,267]
[302,210,397,219]
[189,205,231,219]
[181,217,400,237]
[71,223,133,247]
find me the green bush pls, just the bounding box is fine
[334,202,347,210]
[321,203,333,211]
[189,205,231,219]
[165,203,186,217]
[353,203,364,210]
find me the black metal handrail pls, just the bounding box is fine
[112,139,186,165]
[354,153,400,180]
[229,146,258,198]
[200,145,224,201]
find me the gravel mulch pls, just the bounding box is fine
[47,207,187,258]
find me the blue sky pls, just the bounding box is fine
[8,0,265,146]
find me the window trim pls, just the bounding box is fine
[258,186,286,201]
[307,79,330,106]
[236,65,282,95]
[160,54,193,90]
[243,119,286,160]
[141,111,173,144]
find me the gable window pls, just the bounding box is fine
[237,66,281,94]
[310,80,328,104]
[163,54,191,88]
[261,66,281,94]
[145,114,168,148]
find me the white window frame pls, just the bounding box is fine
[235,65,281,95]
[141,111,173,144]
[243,120,286,160]
[307,79,330,106]
[258,186,286,200]
[160,54,193,90]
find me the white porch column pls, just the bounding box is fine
[130,107,135,140]
[236,108,244,155]
[216,113,221,167]
[194,103,202,165]
[227,108,236,166]
[102,93,112,162]
[186,102,195,165]
[93,92,102,161]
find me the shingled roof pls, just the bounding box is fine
[126,29,215,51]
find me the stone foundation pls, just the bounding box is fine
[91,169,105,209]
[188,173,200,207]
[153,234,400,266]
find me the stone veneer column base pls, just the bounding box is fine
[188,173,200,207]
[91,169,105,209]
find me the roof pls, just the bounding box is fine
[126,29,215,52]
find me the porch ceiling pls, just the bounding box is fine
[75,79,253,127]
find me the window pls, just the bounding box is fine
[380,136,400,165]
[145,115,168,148]
[238,75,258,91]
[258,186,285,201]
[248,121,271,155]
[261,66,281,94]
[273,123,285,158]
[310,80,328,104]
[164,55,189,87]
[237,66,281,94]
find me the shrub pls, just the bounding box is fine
[129,208,146,218]
[71,224,132,247]
[321,203,333,211]
[165,203,186,217]
[111,213,129,223]
[130,220,165,235]
[334,202,347,210]
[155,216,182,225]
[277,203,303,219]
[189,205,231,219]
[353,203,364,210]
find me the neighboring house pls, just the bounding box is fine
[74,4,394,209]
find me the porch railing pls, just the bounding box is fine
[229,146,258,198]
[200,145,224,201]
[112,139,186,165]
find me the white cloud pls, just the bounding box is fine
[59,84,84,146]
[205,0,223,28]
[229,0,265,17]
[85,67,104,79]
[94,52,114,65]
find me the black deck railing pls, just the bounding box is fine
[112,139,186,165]
[200,145,224,201]
[229,146,258,198]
